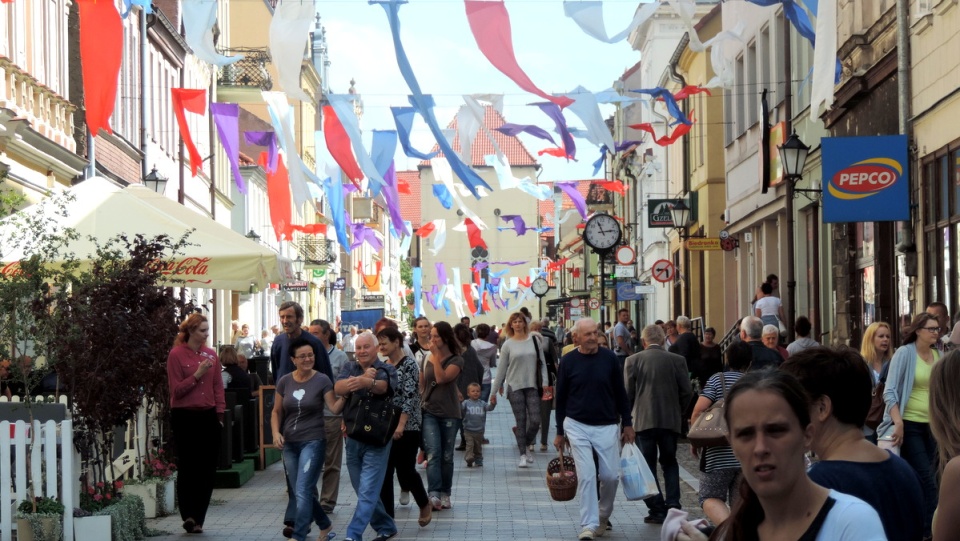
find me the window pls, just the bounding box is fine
[735,54,745,136]
[791,25,813,113]
[759,26,771,92]
[923,146,960,314]
[746,41,758,127]
[724,89,733,145]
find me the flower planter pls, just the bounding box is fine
[159,476,177,515]
[15,515,62,541]
[121,483,158,518]
[74,515,111,541]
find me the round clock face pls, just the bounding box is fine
[531,277,549,296]
[583,214,621,251]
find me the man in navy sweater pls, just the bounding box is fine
[554,318,635,541]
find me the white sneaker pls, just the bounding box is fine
[518,455,528,468]
[527,444,534,452]
[525,453,534,465]
[578,527,596,540]
[399,491,410,505]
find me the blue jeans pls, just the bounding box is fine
[282,439,330,541]
[901,420,938,537]
[481,383,491,403]
[636,428,681,514]
[422,413,460,497]
[345,438,396,541]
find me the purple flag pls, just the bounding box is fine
[244,131,279,173]
[490,260,528,266]
[350,223,383,252]
[495,123,557,146]
[556,181,587,219]
[534,102,576,159]
[211,103,246,194]
[436,262,448,286]
[381,161,409,237]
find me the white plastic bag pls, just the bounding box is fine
[620,442,658,501]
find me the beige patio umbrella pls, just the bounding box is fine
[0,177,294,290]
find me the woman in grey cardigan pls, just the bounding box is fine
[877,312,942,538]
[490,312,548,469]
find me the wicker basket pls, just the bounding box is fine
[546,449,578,502]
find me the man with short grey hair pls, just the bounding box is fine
[669,316,704,387]
[624,324,692,524]
[741,315,782,370]
[555,318,634,540]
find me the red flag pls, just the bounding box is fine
[464,1,573,109]
[537,147,568,158]
[323,105,363,188]
[397,178,412,194]
[518,276,531,288]
[481,291,491,313]
[171,89,206,176]
[265,153,292,242]
[290,223,328,235]
[547,257,570,273]
[415,222,437,238]
[630,110,696,146]
[79,0,122,136]
[596,181,627,195]
[464,218,487,250]
[671,86,712,101]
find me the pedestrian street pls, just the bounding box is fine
[147,404,703,541]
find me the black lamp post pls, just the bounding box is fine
[143,167,168,194]
[670,198,691,239]
[293,256,305,280]
[245,229,261,243]
[778,131,811,343]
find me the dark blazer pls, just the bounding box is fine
[624,345,693,433]
[748,340,783,371]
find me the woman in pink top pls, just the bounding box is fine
[167,313,225,534]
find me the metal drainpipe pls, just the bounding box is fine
[140,8,149,181]
[668,35,690,317]
[895,0,917,283]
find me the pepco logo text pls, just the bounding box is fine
[828,158,903,200]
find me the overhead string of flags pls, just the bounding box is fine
[62,0,839,315]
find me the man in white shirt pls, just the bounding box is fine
[342,326,357,361]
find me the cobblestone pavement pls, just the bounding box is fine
[148,407,704,541]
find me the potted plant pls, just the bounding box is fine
[143,448,177,515]
[16,495,64,541]
[72,479,121,541]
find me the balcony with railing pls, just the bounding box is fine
[216,48,273,91]
[296,235,337,266]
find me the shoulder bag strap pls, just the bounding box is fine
[718,371,727,400]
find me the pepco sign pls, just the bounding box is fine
[822,135,909,223]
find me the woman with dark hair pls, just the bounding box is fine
[877,312,941,537]
[680,370,884,541]
[930,350,960,540]
[690,341,751,526]
[272,338,344,541]
[420,321,463,510]
[780,347,923,540]
[166,313,225,534]
[376,327,432,528]
[491,312,548,469]
[410,316,432,369]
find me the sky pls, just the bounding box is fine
[315,0,646,182]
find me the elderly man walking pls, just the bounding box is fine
[740,315,783,370]
[554,318,634,541]
[624,324,693,525]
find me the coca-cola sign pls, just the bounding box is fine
[1,261,24,278]
[145,257,211,276]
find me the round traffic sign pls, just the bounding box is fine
[588,298,601,310]
[615,245,636,266]
[651,259,675,283]
[570,298,582,308]
[719,229,730,240]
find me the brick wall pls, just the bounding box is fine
[96,137,141,184]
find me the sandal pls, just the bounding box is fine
[418,504,432,527]
[190,524,204,534]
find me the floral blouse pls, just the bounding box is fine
[391,355,422,432]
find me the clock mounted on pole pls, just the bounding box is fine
[581,213,622,328]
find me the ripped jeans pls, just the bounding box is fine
[282,439,330,541]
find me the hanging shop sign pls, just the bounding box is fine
[685,238,722,251]
[822,135,909,223]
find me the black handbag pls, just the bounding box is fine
[343,369,401,447]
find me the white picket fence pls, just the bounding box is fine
[1,419,75,541]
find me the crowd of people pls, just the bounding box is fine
[161,294,960,541]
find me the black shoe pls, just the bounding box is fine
[482,438,490,444]
[372,533,398,541]
[644,513,666,525]
[282,521,294,538]
[321,505,334,514]
[182,518,196,533]
[455,442,466,451]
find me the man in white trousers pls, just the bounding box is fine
[554,318,635,540]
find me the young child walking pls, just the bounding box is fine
[461,383,495,467]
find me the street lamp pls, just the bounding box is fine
[779,131,811,181]
[670,198,691,239]
[777,130,812,344]
[245,229,261,243]
[293,256,304,280]
[143,167,168,194]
